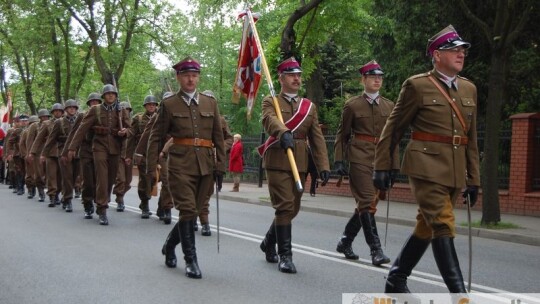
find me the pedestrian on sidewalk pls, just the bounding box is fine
[147,57,226,279]
[259,57,330,274]
[334,60,397,266]
[229,133,243,192]
[373,25,480,294]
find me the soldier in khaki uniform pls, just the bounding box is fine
[3,124,17,190]
[373,25,480,294]
[63,93,102,219]
[26,110,50,202]
[7,115,30,195]
[147,57,226,279]
[48,99,81,212]
[112,101,133,212]
[134,92,175,224]
[125,95,158,218]
[29,104,65,206]
[20,115,39,198]
[259,57,330,274]
[67,85,130,225]
[334,61,397,266]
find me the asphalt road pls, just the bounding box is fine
[1,185,538,304]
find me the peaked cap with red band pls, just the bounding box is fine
[277,57,302,74]
[359,60,384,76]
[426,25,471,57]
[172,57,201,73]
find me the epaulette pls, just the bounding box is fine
[199,91,216,100]
[457,75,473,83]
[410,72,430,80]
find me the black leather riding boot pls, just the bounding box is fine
[432,237,467,293]
[139,200,151,218]
[276,224,296,274]
[162,221,181,268]
[260,221,278,263]
[336,213,362,260]
[83,201,94,219]
[359,212,390,265]
[385,235,431,293]
[180,220,202,278]
[38,187,45,202]
[64,199,73,212]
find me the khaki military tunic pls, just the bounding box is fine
[262,93,330,225]
[147,91,225,221]
[25,121,45,189]
[32,119,62,198]
[334,94,399,211]
[127,111,155,203]
[374,69,480,238]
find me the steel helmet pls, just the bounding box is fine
[51,103,65,112]
[86,92,102,106]
[29,115,39,123]
[37,109,50,117]
[143,95,158,106]
[119,101,132,111]
[101,84,118,98]
[64,99,79,109]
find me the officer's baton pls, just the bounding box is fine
[215,174,220,254]
[466,193,473,292]
[384,187,390,248]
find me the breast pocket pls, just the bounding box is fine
[460,97,476,122]
[172,112,191,130]
[200,111,215,131]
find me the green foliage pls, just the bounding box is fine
[460,220,520,230]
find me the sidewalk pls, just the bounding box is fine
[215,182,540,246]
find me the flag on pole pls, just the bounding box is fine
[232,10,262,118]
[0,90,13,134]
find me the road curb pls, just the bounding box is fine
[218,194,540,247]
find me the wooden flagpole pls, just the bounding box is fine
[245,10,303,192]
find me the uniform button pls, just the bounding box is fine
[454,130,457,133]
[467,101,470,104]
[196,148,199,151]
[453,114,456,117]
[423,148,427,151]
[193,117,196,120]
[454,146,458,150]
[432,100,436,103]
[452,98,456,101]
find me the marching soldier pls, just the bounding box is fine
[196,90,233,236]
[112,101,134,212]
[259,57,330,274]
[147,57,226,279]
[63,93,102,219]
[29,103,65,207]
[373,25,480,294]
[20,115,39,198]
[133,92,175,225]
[48,99,81,212]
[333,60,397,265]
[67,85,130,225]
[7,114,30,195]
[125,95,158,218]
[26,109,50,202]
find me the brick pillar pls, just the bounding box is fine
[509,113,540,194]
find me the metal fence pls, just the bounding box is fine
[236,129,512,189]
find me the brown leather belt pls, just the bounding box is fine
[173,137,213,148]
[411,131,468,146]
[293,133,306,139]
[355,133,380,144]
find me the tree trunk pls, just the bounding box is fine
[481,50,506,225]
[305,65,324,107]
[51,19,62,104]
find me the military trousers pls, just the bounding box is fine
[60,158,80,200]
[409,177,460,239]
[158,156,173,210]
[137,161,151,202]
[45,157,62,197]
[24,157,36,187]
[349,162,378,212]
[33,157,46,189]
[93,151,120,211]
[266,169,306,226]
[112,158,133,197]
[167,154,213,222]
[80,156,96,204]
